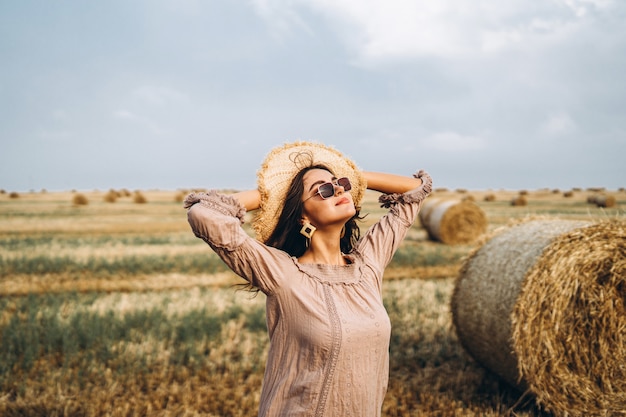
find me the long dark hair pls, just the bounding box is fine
[265,164,363,257]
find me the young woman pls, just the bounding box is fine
[184,142,432,417]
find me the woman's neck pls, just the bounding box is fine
[298,233,345,265]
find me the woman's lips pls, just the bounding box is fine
[336,197,350,205]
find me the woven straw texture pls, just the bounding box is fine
[451,218,626,416]
[253,141,366,243]
[418,198,487,244]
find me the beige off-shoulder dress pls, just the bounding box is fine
[185,170,432,417]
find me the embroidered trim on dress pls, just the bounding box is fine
[183,190,246,223]
[314,284,342,416]
[378,170,433,208]
[292,259,364,286]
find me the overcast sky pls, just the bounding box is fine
[1,0,625,192]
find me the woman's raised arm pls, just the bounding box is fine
[232,189,261,211]
[362,171,423,195]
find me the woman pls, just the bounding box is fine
[185,141,432,416]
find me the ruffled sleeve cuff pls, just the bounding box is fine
[378,170,433,208]
[183,190,246,224]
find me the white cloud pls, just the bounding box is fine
[250,0,315,38]
[420,131,486,151]
[541,112,578,135]
[51,109,70,121]
[37,130,73,142]
[130,85,188,106]
[251,0,617,61]
[113,110,165,135]
[559,0,614,17]
[113,110,137,121]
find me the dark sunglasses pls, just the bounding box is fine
[305,177,352,201]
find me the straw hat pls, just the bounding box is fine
[253,141,366,243]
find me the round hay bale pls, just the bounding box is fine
[72,193,89,206]
[511,195,527,206]
[451,219,626,416]
[594,194,616,208]
[103,190,118,203]
[133,191,148,204]
[419,198,487,245]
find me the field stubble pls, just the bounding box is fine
[0,187,624,416]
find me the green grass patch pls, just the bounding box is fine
[0,291,267,387]
[0,234,197,251]
[390,244,467,268]
[0,253,230,277]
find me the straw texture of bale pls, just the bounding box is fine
[451,218,626,416]
[418,198,487,245]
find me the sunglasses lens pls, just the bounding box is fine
[318,183,335,199]
[337,177,351,191]
[312,178,352,200]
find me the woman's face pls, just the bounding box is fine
[301,168,356,227]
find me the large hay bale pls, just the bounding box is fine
[451,219,626,416]
[418,198,487,245]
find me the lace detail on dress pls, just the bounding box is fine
[378,170,433,208]
[314,284,342,417]
[183,190,246,223]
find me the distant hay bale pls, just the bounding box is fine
[104,190,118,203]
[9,192,19,199]
[451,219,626,416]
[174,192,185,203]
[483,193,496,202]
[133,191,147,204]
[510,195,527,206]
[72,193,89,206]
[594,194,616,208]
[563,190,574,198]
[419,198,487,245]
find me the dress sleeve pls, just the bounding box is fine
[184,190,290,294]
[357,170,433,280]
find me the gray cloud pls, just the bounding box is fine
[1,0,624,192]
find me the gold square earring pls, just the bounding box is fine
[300,221,316,239]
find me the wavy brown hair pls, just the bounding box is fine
[265,164,363,257]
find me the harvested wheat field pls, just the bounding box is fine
[0,187,624,416]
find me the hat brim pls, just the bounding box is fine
[253,141,366,243]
